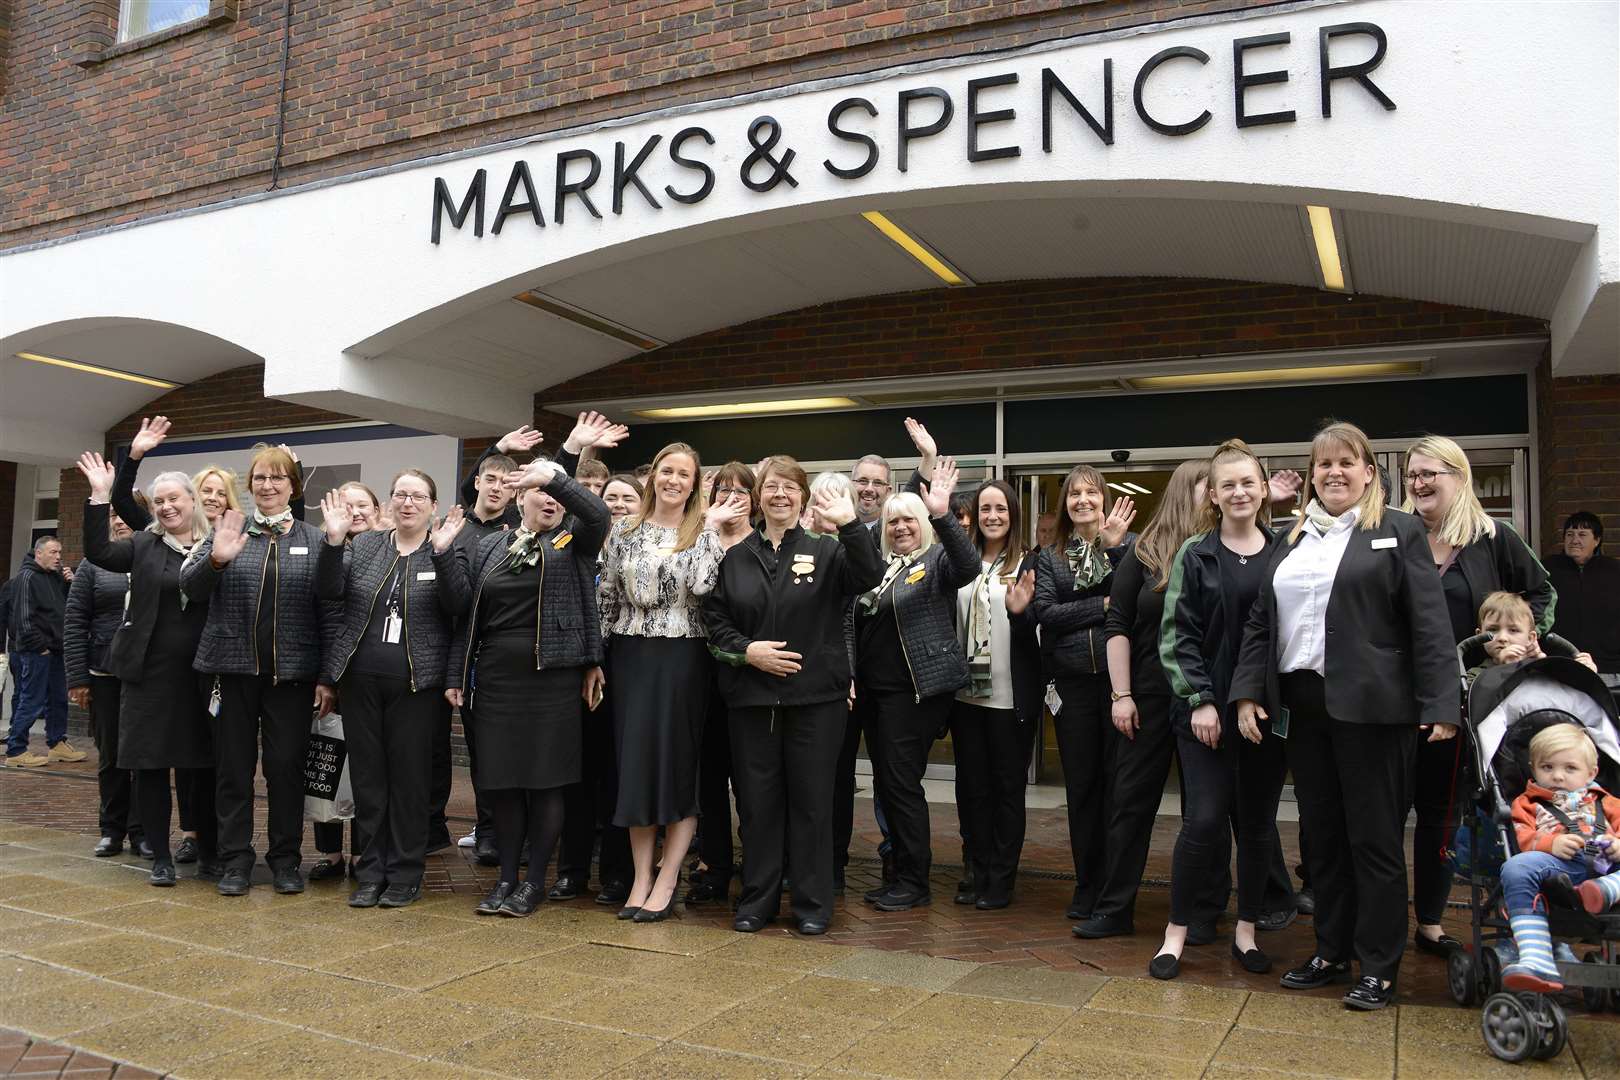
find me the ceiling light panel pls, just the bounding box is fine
[15,352,181,390]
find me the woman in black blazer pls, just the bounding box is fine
[1230,421,1455,1011]
[77,453,219,887]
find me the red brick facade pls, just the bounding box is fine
[2,0,1270,247]
[1539,370,1620,551]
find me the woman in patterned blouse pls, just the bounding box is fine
[598,442,747,922]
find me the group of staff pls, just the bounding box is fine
[71,410,1561,1007]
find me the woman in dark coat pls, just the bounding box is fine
[77,453,218,887]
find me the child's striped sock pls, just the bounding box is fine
[1576,871,1620,913]
[1502,912,1563,991]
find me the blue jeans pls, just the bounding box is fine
[7,651,68,757]
[1501,849,1599,915]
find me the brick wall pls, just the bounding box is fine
[1539,369,1620,555]
[2,0,1272,247]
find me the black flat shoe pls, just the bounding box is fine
[684,878,723,905]
[1149,952,1181,980]
[474,835,500,867]
[976,894,1010,910]
[547,875,584,901]
[954,885,978,905]
[173,837,199,864]
[595,880,630,905]
[349,881,386,908]
[633,893,679,923]
[733,914,770,933]
[1073,914,1134,939]
[1256,906,1298,932]
[797,919,828,936]
[499,881,542,917]
[134,839,155,860]
[272,865,305,895]
[307,858,345,882]
[1413,929,1462,957]
[1342,975,1394,1011]
[872,889,931,912]
[94,837,122,857]
[1294,887,1315,915]
[477,882,514,915]
[1232,942,1272,974]
[217,868,250,896]
[149,861,176,887]
[1280,956,1351,990]
[1185,920,1218,946]
[379,883,421,908]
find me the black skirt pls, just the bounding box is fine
[469,632,582,791]
[610,635,709,828]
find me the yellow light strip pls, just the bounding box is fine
[1129,360,1422,391]
[15,352,180,390]
[635,396,858,421]
[861,211,968,286]
[1306,205,1347,292]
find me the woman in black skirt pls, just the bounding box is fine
[598,442,746,922]
[77,453,218,887]
[448,458,610,917]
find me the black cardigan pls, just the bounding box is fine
[82,501,206,685]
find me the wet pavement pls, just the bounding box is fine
[3,757,1618,1077]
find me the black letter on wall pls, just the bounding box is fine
[431,169,486,244]
[665,127,716,204]
[1319,22,1396,118]
[967,73,1021,162]
[613,136,664,215]
[554,149,603,225]
[825,98,879,179]
[1234,33,1296,128]
[1042,64,1113,150]
[1133,46,1212,136]
[492,161,544,235]
[898,87,954,173]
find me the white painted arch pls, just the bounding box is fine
[1,0,1613,454]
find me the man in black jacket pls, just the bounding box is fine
[5,538,81,767]
[1547,511,1620,673]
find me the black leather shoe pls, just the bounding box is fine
[349,881,386,908]
[307,858,345,882]
[1186,920,1218,946]
[798,919,828,936]
[1256,906,1298,932]
[684,877,724,904]
[595,879,630,905]
[733,914,770,933]
[976,894,1010,910]
[474,835,500,867]
[1294,887,1315,915]
[1280,956,1351,990]
[872,889,931,912]
[864,882,892,903]
[477,881,514,915]
[1148,952,1181,980]
[134,839,155,860]
[1072,913,1134,939]
[955,883,978,905]
[94,836,122,857]
[149,861,176,887]
[272,865,305,894]
[1232,942,1272,974]
[174,837,199,864]
[547,875,584,901]
[1342,975,1394,1010]
[379,883,421,908]
[217,868,251,896]
[633,893,679,923]
[499,881,542,917]
[616,905,642,921]
[1413,929,1463,957]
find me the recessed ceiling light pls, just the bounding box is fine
[861,211,971,286]
[1128,360,1422,391]
[1306,205,1348,292]
[15,352,180,390]
[1122,482,1152,495]
[634,397,859,420]
[513,292,663,351]
[1106,482,1135,495]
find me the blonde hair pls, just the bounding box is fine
[248,444,302,499]
[1530,724,1598,771]
[1289,420,1385,542]
[1401,435,1495,548]
[1199,439,1270,534]
[879,492,937,558]
[627,443,706,552]
[1478,590,1533,632]
[1137,460,1211,591]
[191,466,243,514]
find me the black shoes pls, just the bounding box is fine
[633,893,679,923]
[871,888,931,912]
[616,905,641,921]
[1280,956,1352,990]
[307,858,346,882]
[174,837,199,864]
[94,837,122,857]
[477,881,514,915]
[149,861,176,887]
[1148,952,1181,980]
[1185,920,1218,947]
[1294,887,1315,915]
[1072,913,1134,940]
[976,894,1010,910]
[547,875,585,901]
[1232,942,1272,974]
[379,883,421,908]
[595,879,630,906]
[499,881,543,917]
[797,919,828,936]
[271,865,305,895]
[474,835,500,867]
[349,881,386,908]
[1256,906,1298,933]
[216,868,251,896]
[1342,975,1394,1011]
[733,914,770,933]
[133,839,155,860]
[1413,929,1463,957]
[683,875,726,905]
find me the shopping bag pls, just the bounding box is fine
[303,712,354,822]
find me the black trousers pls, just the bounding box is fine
[1170,722,1288,925]
[869,690,953,897]
[834,688,879,871]
[427,696,452,848]
[90,675,141,843]
[175,768,199,833]
[557,683,632,887]
[1282,670,1416,982]
[949,700,1034,903]
[341,673,435,888]
[214,674,313,873]
[137,767,215,864]
[312,818,361,857]
[1053,673,1116,910]
[1410,734,1464,924]
[460,703,495,841]
[696,689,735,883]
[730,700,846,925]
[1091,692,1174,923]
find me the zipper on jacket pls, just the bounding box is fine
[402,550,416,693]
[270,541,280,685]
[749,537,782,708]
[336,545,403,690]
[251,539,270,678]
[459,556,492,693]
[533,545,546,672]
[890,573,922,704]
[1087,627,1096,673]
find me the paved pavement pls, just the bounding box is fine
[2,756,1617,1077]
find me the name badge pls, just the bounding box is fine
[905,567,927,584]
[416,571,437,581]
[1370,538,1397,550]
[289,546,309,555]
[552,533,574,550]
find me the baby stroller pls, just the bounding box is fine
[1445,632,1620,1062]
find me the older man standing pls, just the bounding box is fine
[1548,511,1620,673]
[5,537,82,767]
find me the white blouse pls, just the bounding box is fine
[1273,506,1359,676]
[955,560,1015,710]
[598,520,722,640]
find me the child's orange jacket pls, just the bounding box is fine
[1512,780,1620,854]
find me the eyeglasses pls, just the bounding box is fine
[714,487,751,499]
[851,478,890,489]
[391,492,432,505]
[760,482,802,496]
[250,474,290,487]
[1403,469,1455,485]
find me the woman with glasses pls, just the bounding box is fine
[316,474,468,908]
[1400,434,1554,958]
[181,444,340,897]
[703,457,881,934]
